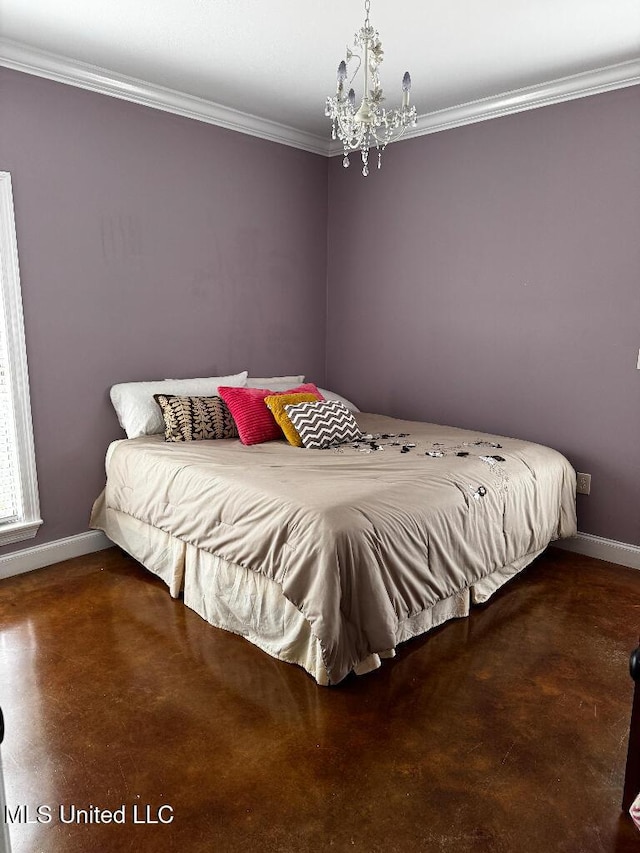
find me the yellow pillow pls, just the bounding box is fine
[264,393,321,446]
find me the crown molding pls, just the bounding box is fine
[1,39,638,159]
[0,38,329,156]
[329,57,640,155]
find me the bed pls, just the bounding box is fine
[90,409,577,685]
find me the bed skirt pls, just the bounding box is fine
[90,493,545,685]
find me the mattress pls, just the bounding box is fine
[90,412,577,684]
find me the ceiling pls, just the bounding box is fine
[1,0,639,147]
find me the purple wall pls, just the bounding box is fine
[327,86,640,546]
[2,68,639,555]
[0,69,328,551]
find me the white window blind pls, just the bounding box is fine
[0,303,21,523]
[0,172,42,546]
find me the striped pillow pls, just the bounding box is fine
[284,401,362,449]
[218,383,324,446]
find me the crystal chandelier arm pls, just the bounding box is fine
[346,51,362,89]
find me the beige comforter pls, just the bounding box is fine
[94,413,577,684]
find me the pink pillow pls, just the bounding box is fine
[218,384,324,446]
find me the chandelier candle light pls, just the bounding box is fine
[325,0,417,175]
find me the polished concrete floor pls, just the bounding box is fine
[0,547,639,853]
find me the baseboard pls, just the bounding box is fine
[1,528,637,582]
[0,530,113,580]
[554,532,640,570]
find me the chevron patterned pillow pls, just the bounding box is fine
[154,394,238,441]
[264,392,322,447]
[284,400,362,449]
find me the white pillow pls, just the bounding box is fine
[318,388,360,413]
[246,375,305,390]
[111,371,248,439]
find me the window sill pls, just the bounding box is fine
[0,519,43,547]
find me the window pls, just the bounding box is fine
[0,172,41,545]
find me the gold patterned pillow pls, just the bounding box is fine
[264,392,321,446]
[153,395,238,442]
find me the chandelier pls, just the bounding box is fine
[325,0,418,176]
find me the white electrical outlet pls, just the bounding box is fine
[576,473,591,495]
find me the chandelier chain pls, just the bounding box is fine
[364,0,370,27]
